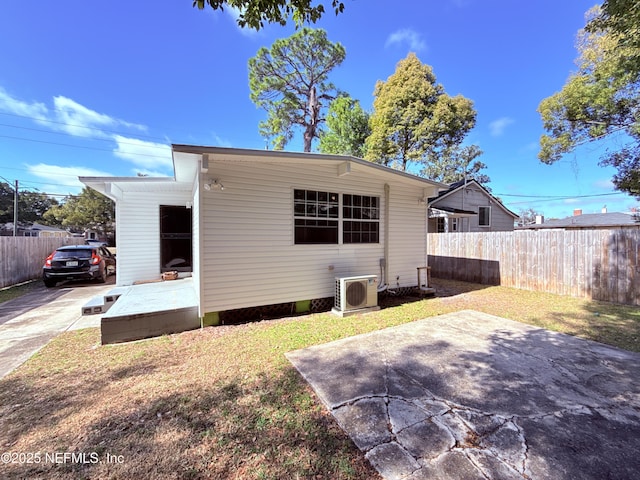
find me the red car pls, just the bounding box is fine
[43,245,116,288]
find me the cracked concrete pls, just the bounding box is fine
[286,310,640,480]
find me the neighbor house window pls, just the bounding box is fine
[478,206,491,227]
[294,189,339,244]
[451,218,459,232]
[343,194,379,244]
[437,217,446,233]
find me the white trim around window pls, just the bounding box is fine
[478,206,491,227]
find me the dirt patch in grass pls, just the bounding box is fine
[1,278,639,479]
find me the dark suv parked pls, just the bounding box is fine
[43,245,116,288]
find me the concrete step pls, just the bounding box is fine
[81,286,130,316]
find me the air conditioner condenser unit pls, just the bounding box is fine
[332,275,380,317]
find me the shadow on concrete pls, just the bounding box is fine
[287,310,640,480]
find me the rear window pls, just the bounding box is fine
[53,249,93,260]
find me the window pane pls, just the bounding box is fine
[295,219,338,244]
[479,207,490,226]
[306,204,317,216]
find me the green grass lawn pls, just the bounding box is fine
[0,278,638,479]
[0,281,39,304]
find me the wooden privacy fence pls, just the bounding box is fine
[427,229,640,306]
[0,237,84,288]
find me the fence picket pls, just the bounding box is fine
[0,237,84,288]
[427,228,640,306]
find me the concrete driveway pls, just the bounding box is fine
[0,280,113,378]
[286,310,640,480]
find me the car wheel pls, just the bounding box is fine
[96,266,107,283]
[44,279,57,288]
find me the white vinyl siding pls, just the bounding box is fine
[200,160,433,313]
[387,185,429,290]
[115,189,192,285]
[191,179,202,316]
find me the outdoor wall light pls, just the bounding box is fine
[204,179,224,191]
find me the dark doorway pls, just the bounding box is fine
[160,205,192,273]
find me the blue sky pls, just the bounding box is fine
[1,0,637,219]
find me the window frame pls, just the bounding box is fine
[293,189,380,245]
[342,193,380,244]
[293,189,340,245]
[478,206,491,227]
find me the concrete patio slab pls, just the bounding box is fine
[286,310,640,480]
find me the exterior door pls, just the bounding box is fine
[160,205,192,272]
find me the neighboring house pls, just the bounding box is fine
[80,145,446,320]
[428,179,518,233]
[518,208,640,230]
[24,222,71,238]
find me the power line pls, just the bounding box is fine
[0,111,169,143]
[0,122,170,150]
[0,134,171,159]
[497,192,624,200]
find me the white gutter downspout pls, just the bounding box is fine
[381,183,390,292]
[425,193,429,272]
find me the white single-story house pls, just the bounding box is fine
[81,145,446,329]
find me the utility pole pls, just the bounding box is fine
[13,180,18,237]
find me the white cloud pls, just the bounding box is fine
[51,96,147,138]
[593,178,614,190]
[489,117,514,137]
[112,135,173,171]
[210,131,233,148]
[0,87,48,122]
[0,87,172,173]
[25,163,113,195]
[385,29,427,52]
[223,6,258,37]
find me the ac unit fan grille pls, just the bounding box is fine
[345,281,367,308]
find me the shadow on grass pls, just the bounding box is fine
[545,301,640,353]
[0,363,379,480]
[377,278,491,310]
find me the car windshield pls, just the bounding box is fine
[53,249,92,260]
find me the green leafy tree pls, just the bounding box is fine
[421,145,490,186]
[538,5,640,197]
[318,96,370,157]
[588,0,640,76]
[43,187,114,239]
[517,207,544,227]
[365,53,478,174]
[0,182,13,224]
[248,28,346,152]
[193,0,345,30]
[0,183,59,225]
[19,191,59,223]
